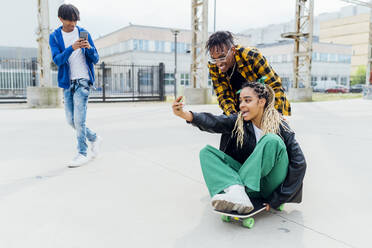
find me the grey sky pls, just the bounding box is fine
[0,0,352,48]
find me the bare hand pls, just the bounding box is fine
[72,39,83,50]
[172,96,185,117]
[264,203,271,211]
[80,40,91,49]
[172,96,194,122]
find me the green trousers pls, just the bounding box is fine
[199,133,289,199]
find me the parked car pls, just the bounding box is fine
[350,84,364,93]
[325,85,349,93]
[312,80,338,92]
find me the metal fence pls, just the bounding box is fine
[91,62,165,102]
[0,58,165,103]
[0,58,38,102]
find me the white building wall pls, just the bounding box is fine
[258,42,352,89]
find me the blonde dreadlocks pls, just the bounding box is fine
[232,81,286,148]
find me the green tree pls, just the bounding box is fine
[351,65,366,86]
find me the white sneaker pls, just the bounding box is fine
[211,184,254,214]
[68,154,90,168]
[91,136,102,159]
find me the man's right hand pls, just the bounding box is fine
[72,39,83,50]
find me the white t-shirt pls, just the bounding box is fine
[61,27,90,80]
[252,123,263,143]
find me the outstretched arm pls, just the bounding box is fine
[172,96,237,134]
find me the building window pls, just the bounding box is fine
[138,69,152,86]
[331,77,338,83]
[346,55,351,63]
[329,53,337,62]
[113,43,120,54]
[281,77,290,91]
[120,41,128,52]
[143,40,149,51]
[155,41,165,52]
[207,74,214,86]
[282,55,287,63]
[133,39,139,50]
[338,55,351,63]
[312,52,319,62]
[165,73,174,85]
[321,76,328,81]
[320,53,328,62]
[180,73,189,85]
[170,42,188,53]
[311,76,317,86]
[133,39,149,51]
[186,43,191,53]
[340,77,348,85]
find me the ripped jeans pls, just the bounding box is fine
[63,78,97,156]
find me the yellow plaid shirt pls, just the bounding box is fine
[208,45,291,116]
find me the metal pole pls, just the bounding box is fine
[159,62,165,101]
[175,32,177,98]
[366,0,372,85]
[172,30,179,98]
[101,62,106,102]
[214,0,216,32]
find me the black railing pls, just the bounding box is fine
[90,62,165,102]
[0,58,165,103]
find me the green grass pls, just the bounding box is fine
[312,93,362,102]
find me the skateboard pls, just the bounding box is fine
[213,198,284,228]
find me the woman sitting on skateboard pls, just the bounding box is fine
[172,80,306,214]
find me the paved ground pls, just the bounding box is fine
[0,99,371,248]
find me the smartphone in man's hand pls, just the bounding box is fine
[79,31,88,40]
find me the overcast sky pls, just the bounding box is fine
[0,0,352,48]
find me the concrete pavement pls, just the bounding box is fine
[0,99,371,248]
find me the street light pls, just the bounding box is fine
[214,0,216,32]
[171,29,180,99]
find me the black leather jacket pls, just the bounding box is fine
[189,112,306,209]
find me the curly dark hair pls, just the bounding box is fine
[205,31,235,52]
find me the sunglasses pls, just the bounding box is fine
[208,47,233,64]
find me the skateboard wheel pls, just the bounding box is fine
[277,204,284,211]
[221,215,231,222]
[242,218,254,228]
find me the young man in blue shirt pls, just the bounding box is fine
[49,4,101,167]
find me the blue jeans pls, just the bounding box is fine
[63,78,97,156]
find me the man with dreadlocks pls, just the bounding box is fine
[172,81,306,214]
[206,31,291,152]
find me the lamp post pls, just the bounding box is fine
[214,0,216,32]
[171,29,180,99]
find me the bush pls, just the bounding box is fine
[350,65,366,86]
